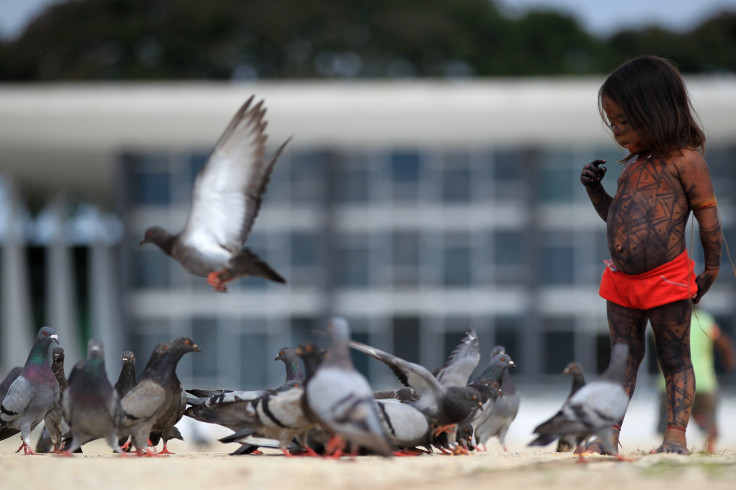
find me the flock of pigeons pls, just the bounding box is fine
[0,96,631,460]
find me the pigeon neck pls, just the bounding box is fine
[26,338,54,367]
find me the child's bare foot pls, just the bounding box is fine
[650,427,689,455]
[650,440,689,455]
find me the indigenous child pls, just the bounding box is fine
[580,55,721,455]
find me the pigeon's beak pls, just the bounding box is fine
[498,388,504,398]
[508,361,516,368]
[193,344,201,352]
[477,400,484,410]
[50,334,59,344]
[563,367,570,374]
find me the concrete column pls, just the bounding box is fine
[0,180,34,372]
[89,235,123,379]
[45,196,82,365]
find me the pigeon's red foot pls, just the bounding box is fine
[159,442,175,455]
[16,441,37,455]
[431,424,456,437]
[207,271,229,293]
[325,435,346,458]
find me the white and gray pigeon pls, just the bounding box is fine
[529,343,630,461]
[120,337,200,456]
[556,361,586,452]
[140,96,290,292]
[187,387,314,455]
[471,346,520,451]
[303,317,394,457]
[0,326,60,455]
[62,338,125,454]
[350,337,485,433]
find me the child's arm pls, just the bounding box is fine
[580,160,612,221]
[680,153,722,303]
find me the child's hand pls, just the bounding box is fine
[580,160,607,188]
[692,268,719,304]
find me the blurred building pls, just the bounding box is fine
[1,79,735,389]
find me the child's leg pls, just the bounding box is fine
[580,301,647,454]
[649,299,693,455]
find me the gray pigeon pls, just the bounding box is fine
[120,337,200,456]
[36,347,71,453]
[529,343,630,461]
[471,346,520,451]
[0,367,23,400]
[140,96,289,292]
[349,337,485,433]
[274,347,305,391]
[187,387,314,455]
[375,399,431,452]
[114,350,137,451]
[0,326,60,455]
[303,318,394,457]
[556,362,586,452]
[62,338,125,454]
[114,351,137,398]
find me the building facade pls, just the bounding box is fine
[1,80,735,390]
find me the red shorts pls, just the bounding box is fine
[599,250,697,310]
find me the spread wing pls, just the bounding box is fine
[435,329,480,387]
[179,96,287,255]
[348,339,445,412]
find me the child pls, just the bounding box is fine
[580,55,721,455]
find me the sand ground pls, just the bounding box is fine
[2,390,734,489]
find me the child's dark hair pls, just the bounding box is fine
[599,55,705,158]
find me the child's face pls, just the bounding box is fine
[601,96,646,155]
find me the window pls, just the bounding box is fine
[443,232,472,287]
[542,329,575,373]
[290,150,327,204]
[335,152,370,203]
[336,236,370,287]
[537,149,576,203]
[131,248,170,288]
[390,150,423,201]
[393,316,420,363]
[441,150,472,203]
[127,154,171,206]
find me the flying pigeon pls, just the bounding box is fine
[471,347,519,451]
[302,318,394,457]
[140,96,289,292]
[529,343,630,461]
[0,326,60,455]
[62,338,125,454]
[120,337,200,456]
[556,362,586,452]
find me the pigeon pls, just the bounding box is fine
[349,337,486,432]
[471,347,520,451]
[187,387,314,455]
[120,337,200,456]
[36,347,71,453]
[114,350,138,450]
[274,347,305,391]
[114,351,137,399]
[139,96,290,292]
[529,343,630,461]
[61,338,125,454]
[556,362,587,452]
[302,318,394,457]
[0,326,60,455]
[375,399,431,452]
